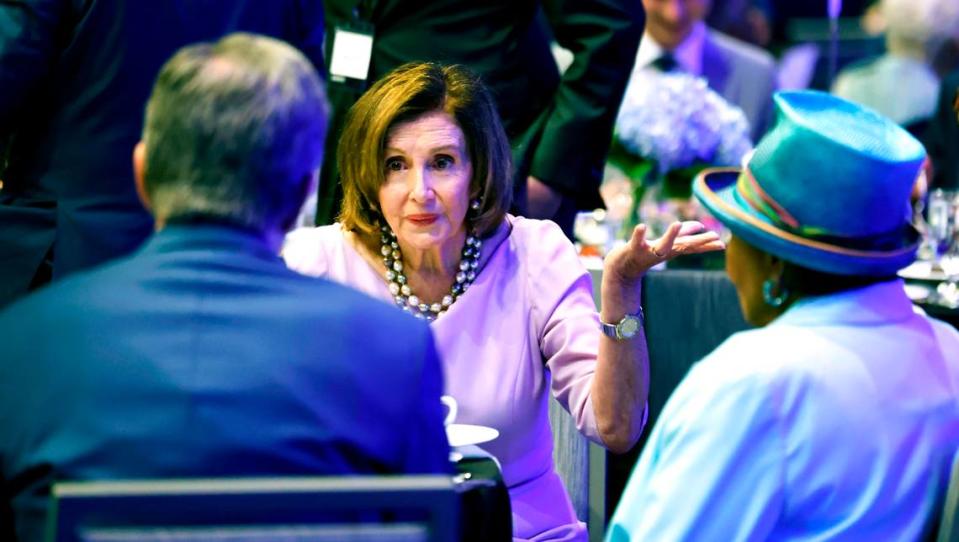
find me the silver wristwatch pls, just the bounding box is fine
[600,308,645,341]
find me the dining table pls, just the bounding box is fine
[899,260,959,329]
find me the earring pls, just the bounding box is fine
[470,198,482,212]
[762,278,789,308]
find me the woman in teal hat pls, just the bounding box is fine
[606,90,959,541]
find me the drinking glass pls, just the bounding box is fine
[927,190,959,307]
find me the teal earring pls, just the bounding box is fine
[762,278,789,308]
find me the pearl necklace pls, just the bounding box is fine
[380,225,482,321]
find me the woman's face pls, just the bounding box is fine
[378,110,473,256]
[725,233,780,327]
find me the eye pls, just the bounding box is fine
[433,155,455,170]
[385,157,406,172]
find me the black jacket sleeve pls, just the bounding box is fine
[532,0,643,202]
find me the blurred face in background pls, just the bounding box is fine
[642,0,712,50]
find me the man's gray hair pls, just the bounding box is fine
[882,0,959,55]
[142,32,328,231]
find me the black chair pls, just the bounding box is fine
[46,476,458,542]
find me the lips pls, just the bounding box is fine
[407,214,439,226]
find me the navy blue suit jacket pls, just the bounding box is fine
[0,223,450,542]
[0,1,325,308]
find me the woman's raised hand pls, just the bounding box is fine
[604,221,725,284]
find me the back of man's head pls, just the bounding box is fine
[141,33,328,233]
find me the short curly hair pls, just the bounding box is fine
[882,0,959,47]
[336,62,512,243]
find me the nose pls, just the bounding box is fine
[410,166,435,202]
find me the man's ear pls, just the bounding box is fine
[133,141,151,211]
[280,169,320,232]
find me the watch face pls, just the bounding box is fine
[619,315,641,338]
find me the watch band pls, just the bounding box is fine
[599,321,622,340]
[600,308,645,340]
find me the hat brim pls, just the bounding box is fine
[693,167,919,276]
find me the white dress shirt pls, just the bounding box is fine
[634,22,707,75]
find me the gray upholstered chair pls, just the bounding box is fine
[605,268,751,521]
[548,263,607,542]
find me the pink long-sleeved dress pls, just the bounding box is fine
[283,215,602,541]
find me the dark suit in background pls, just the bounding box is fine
[0,223,451,542]
[701,29,778,141]
[924,70,959,190]
[0,1,325,308]
[317,0,644,232]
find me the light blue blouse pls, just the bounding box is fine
[608,279,959,541]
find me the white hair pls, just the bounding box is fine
[882,0,959,44]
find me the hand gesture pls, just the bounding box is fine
[604,221,725,284]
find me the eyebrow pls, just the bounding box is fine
[384,144,463,155]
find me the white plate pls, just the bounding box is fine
[899,261,947,282]
[903,283,933,302]
[446,423,499,447]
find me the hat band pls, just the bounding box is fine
[734,169,911,253]
[737,167,801,230]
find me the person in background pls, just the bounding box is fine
[924,71,959,190]
[607,90,959,541]
[0,1,325,309]
[0,34,450,542]
[707,0,772,47]
[832,0,959,133]
[631,0,778,141]
[283,62,724,541]
[316,0,644,238]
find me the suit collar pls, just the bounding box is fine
[637,22,707,75]
[700,29,730,91]
[141,222,283,263]
[773,280,917,328]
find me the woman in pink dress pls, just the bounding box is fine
[283,62,723,541]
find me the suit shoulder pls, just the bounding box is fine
[297,272,430,336]
[708,30,776,73]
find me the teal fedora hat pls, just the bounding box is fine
[693,90,925,276]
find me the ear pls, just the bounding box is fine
[279,169,319,232]
[766,252,785,280]
[132,141,151,211]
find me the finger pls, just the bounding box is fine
[674,232,726,255]
[652,221,682,257]
[677,221,707,236]
[629,223,648,246]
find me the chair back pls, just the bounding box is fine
[604,269,750,522]
[938,448,959,542]
[544,263,610,541]
[46,476,458,542]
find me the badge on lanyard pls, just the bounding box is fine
[329,19,374,85]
